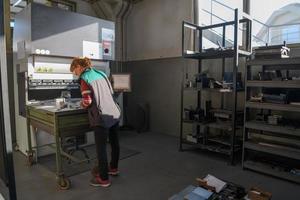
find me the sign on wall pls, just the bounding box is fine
[102,28,114,42]
[102,40,112,57]
[82,40,103,59]
[102,28,114,57]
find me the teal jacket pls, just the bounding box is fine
[80,68,120,128]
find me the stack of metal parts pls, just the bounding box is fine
[211,109,244,125]
[254,42,290,59]
[195,73,210,88]
[263,93,287,104]
[217,182,246,200]
[257,70,283,81]
[184,107,205,122]
[184,101,213,122]
[255,112,283,126]
[250,91,300,105]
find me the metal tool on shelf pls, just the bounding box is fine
[254,41,290,59]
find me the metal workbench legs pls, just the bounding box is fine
[26,108,35,166]
[55,134,71,190]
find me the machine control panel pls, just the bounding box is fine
[28,79,79,90]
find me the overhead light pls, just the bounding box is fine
[13,0,23,7]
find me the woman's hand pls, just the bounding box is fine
[80,101,86,109]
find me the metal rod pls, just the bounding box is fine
[26,108,34,158]
[221,24,226,109]
[183,21,201,29]
[212,0,233,11]
[231,8,239,165]
[221,58,225,109]
[197,52,202,137]
[48,144,82,163]
[201,21,235,30]
[212,0,253,21]
[248,19,252,53]
[194,0,199,51]
[32,143,56,149]
[54,115,64,179]
[222,24,226,47]
[179,77,184,151]
[210,0,213,24]
[0,0,17,198]
[182,21,184,55]
[242,63,250,168]
[202,8,251,33]
[270,22,300,28]
[199,24,203,54]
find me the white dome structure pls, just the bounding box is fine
[255,3,300,45]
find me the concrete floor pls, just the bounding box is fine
[0,179,7,200]
[4,131,300,199]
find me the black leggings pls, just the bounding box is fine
[94,123,120,180]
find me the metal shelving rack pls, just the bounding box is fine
[180,9,252,164]
[243,57,300,183]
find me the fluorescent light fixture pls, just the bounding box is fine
[13,0,22,7]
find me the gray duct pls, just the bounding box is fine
[194,0,199,25]
[122,2,133,62]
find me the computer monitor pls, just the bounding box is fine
[111,73,131,92]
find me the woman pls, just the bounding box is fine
[70,57,121,187]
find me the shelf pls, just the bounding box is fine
[183,119,243,131]
[243,160,300,184]
[182,119,207,125]
[244,141,300,160]
[185,134,204,144]
[246,57,300,66]
[210,109,243,115]
[246,80,300,88]
[245,120,300,137]
[210,109,233,115]
[208,136,241,147]
[182,139,232,155]
[183,49,251,60]
[207,122,233,131]
[245,102,300,112]
[182,119,243,131]
[183,87,202,91]
[184,87,244,93]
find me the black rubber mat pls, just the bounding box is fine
[37,144,140,177]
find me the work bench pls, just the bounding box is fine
[26,102,91,189]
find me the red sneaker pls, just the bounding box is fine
[92,166,120,177]
[90,176,111,187]
[108,167,120,176]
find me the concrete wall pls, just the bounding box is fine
[123,0,195,136]
[124,57,197,135]
[74,0,98,17]
[33,0,97,17]
[126,0,193,61]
